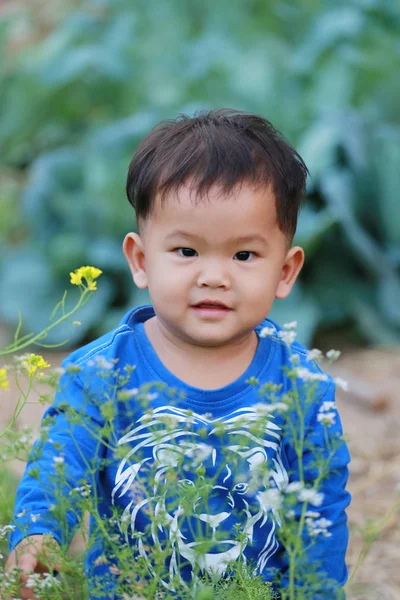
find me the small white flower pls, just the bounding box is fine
[26,573,41,588]
[146,392,159,401]
[278,330,297,346]
[326,349,341,361]
[307,349,323,362]
[30,513,41,523]
[161,415,179,430]
[185,443,212,463]
[39,573,61,589]
[306,516,333,537]
[285,481,304,493]
[298,488,324,507]
[283,321,298,330]
[317,411,336,426]
[334,377,349,392]
[315,517,332,529]
[95,356,115,370]
[0,524,16,540]
[117,388,139,401]
[53,456,64,464]
[70,484,92,498]
[274,402,289,412]
[305,511,321,519]
[295,367,328,382]
[320,401,336,412]
[17,509,27,518]
[289,354,300,365]
[259,326,275,338]
[257,488,282,511]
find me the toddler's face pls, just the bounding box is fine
[124,182,304,348]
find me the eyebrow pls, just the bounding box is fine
[165,230,268,245]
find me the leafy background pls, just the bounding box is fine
[1,0,399,349]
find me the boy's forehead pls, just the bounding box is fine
[151,181,279,229]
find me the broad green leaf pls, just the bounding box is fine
[294,206,337,257]
[377,272,400,327]
[321,168,396,279]
[350,296,400,346]
[269,284,321,348]
[373,126,400,245]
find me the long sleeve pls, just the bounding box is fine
[280,377,351,599]
[9,360,107,551]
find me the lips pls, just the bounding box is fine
[193,301,231,309]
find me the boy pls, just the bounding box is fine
[6,109,351,599]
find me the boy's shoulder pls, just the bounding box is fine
[63,306,333,391]
[62,304,149,368]
[257,315,334,388]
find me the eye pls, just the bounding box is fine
[234,251,255,261]
[176,248,197,258]
[233,482,249,494]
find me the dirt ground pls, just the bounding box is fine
[1,329,400,600]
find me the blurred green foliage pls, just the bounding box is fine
[0,0,399,347]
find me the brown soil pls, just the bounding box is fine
[1,333,400,599]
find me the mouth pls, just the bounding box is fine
[192,300,231,310]
[191,302,232,320]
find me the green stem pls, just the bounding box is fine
[0,287,91,357]
[348,500,400,584]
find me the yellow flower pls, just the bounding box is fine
[70,266,102,289]
[0,368,9,391]
[23,354,51,376]
[70,271,83,285]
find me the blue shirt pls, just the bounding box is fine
[10,305,351,599]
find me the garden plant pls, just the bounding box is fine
[0,267,355,600]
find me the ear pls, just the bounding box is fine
[275,246,305,300]
[123,232,148,289]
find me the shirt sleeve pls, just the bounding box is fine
[8,359,107,552]
[280,376,351,599]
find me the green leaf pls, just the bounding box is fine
[377,272,400,327]
[373,126,400,245]
[269,283,321,348]
[0,246,112,347]
[321,168,393,278]
[350,296,400,346]
[294,206,337,257]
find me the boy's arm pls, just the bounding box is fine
[8,360,107,553]
[280,377,351,599]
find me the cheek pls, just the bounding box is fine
[149,259,192,294]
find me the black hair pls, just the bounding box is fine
[126,108,308,243]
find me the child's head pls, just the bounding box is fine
[123,109,307,347]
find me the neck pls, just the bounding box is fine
[144,317,259,389]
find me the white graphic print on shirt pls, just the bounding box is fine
[112,406,288,590]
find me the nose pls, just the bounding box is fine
[196,258,231,289]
